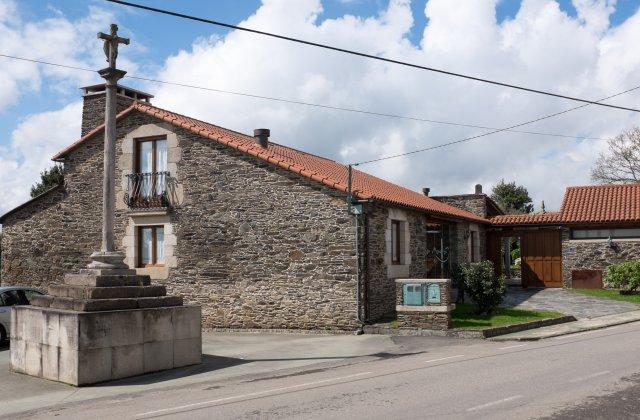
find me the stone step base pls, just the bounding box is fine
[65,274,151,287]
[30,295,183,312]
[49,285,166,300]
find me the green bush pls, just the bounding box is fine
[463,261,507,315]
[605,261,640,292]
[511,247,520,261]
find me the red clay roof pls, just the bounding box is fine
[53,102,486,223]
[561,184,640,223]
[490,183,640,226]
[490,212,562,226]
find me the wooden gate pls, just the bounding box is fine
[521,230,562,288]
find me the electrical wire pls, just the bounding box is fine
[352,85,640,166]
[104,0,640,114]
[0,53,617,143]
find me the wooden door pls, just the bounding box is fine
[521,231,562,288]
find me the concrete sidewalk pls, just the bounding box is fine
[492,310,640,341]
[0,331,465,418]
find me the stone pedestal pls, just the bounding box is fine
[10,270,201,386]
[395,279,455,330]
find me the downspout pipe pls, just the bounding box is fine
[348,165,364,335]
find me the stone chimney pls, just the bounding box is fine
[254,128,270,148]
[474,184,483,195]
[422,187,430,196]
[80,83,153,137]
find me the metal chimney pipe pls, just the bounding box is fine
[254,128,270,148]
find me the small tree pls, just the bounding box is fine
[463,261,506,315]
[30,164,64,198]
[491,180,534,214]
[605,261,640,292]
[591,127,640,184]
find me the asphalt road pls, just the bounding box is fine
[12,322,640,420]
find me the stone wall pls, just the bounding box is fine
[561,228,640,287]
[81,92,136,137]
[0,186,78,290]
[364,204,431,321]
[170,123,358,330]
[432,194,488,218]
[397,311,450,330]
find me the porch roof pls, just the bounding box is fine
[490,183,640,226]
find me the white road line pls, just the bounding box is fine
[135,371,373,418]
[466,395,523,412]
[424,355,465,363]
[569,370,610,383]
[497,344,527,350]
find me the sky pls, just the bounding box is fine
[1,0,640,218]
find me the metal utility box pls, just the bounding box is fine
[403,284,424,306]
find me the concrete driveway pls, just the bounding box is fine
[502,287,639,319]
[0,331,469,418]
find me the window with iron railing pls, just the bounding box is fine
[124,136,171,209]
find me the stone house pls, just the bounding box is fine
[0,84,489,331]
[489,183,640,288]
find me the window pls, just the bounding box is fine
[135,137,168,199]
[572,227,640,240]
[391,220,402,264]
[137,226,165,267]
[136,137,168,173]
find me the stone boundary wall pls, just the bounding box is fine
[561,228,640,287]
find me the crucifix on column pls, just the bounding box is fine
[88,24,131,271]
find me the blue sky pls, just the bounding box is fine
[1,0,640,214]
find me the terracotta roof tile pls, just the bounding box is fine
[52,102,486,223]
[490,183,640,226]
[560,183,640,223]
[490,212,563,226]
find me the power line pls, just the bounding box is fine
[0,53,615,142]
[105,0,640,114]
[352,86,640,166]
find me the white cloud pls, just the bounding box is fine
[0,101,81,212]
[0,1,139,110]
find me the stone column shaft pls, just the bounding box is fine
[102,76,118,252]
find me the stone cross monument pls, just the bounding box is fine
[10,24,202,386]
[89,24,130,271]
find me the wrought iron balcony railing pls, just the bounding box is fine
[124,171,171,209]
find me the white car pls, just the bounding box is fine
[0,286,45,343]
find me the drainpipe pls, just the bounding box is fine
[348,164,365,335]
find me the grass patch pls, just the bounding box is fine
[570,288,640,304]
[452,303,563,330]
[389,319,398,328]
